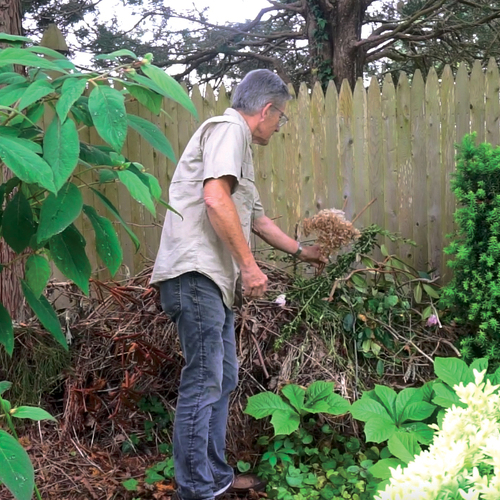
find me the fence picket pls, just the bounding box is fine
[441,65,456,281]
[396,72,413,265]
[470,60,485,143]
[353,78,369,227]
[411,70,428,272]
[381,74,398,255]
[367,77,384,232]
[426,68,442,275]
[338,80,355,221]
[485,58,500,147]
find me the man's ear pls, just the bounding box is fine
[260,102,273,121]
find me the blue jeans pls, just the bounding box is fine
[160,272,238,500]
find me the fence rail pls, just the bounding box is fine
[58,60,500,282]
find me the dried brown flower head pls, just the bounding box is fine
[302,209,360,258]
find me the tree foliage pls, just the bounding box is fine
[20,0,500,89]
[0,32,195,356]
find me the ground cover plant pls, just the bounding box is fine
[442,134,500,365]
[0,380,56,500]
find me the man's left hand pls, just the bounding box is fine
[298,245,328,268]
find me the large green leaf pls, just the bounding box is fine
[431,382,465,409]
[271,409,300,436]
[324,392,351,415]
[0,72,26,85]
[26,46,68,60]
[2,190,35,253]
[82,205,123,276]
[244,392,295,419]
[469,358,488,374]
[387,431,421,464]
[21,280,67,349]
[37,182,83,243]
[401,422,435,445]
[369,458,405,480]
[141,64,198,118]
[0,303,13,356]
[56,78,88,122]
[0,135,55,193]
[11,406,56,422]
[43,116,79,191]
[117,169,156,216]
[400,401,436,423]
[144,173,162,200]
[79,143,114,167]
[0,33,33,44]
[363,415,398,443]
[95,49,137,60]
[88,85,127,152]
[127,163,162,200]
[127,114,176,162]
[25,255,51,297]
[350,398,392,423]
[49,224,91,295]
[125,84,162,115]
[304,381,335,408]
[0,429,35,500]
[434,357,474,389]
[18,80,53,111]
[281,384,305,413]
[395,388,423,420]
[0,380,12,395]
[374,385,397,420]
[0,82,29,106]
[91,188,140,251]
[0,48,64,72]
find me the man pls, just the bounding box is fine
[151,69,326,500]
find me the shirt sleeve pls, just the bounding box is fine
[252,186,265,219]
[202,122,245,183]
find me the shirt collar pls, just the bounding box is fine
[224,108,252,145]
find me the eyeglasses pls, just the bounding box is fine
[271,104,289,128]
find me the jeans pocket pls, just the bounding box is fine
[160,279,181,320]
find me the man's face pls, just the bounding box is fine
[252,102,288,145]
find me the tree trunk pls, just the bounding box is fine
[0,0,24,321]
[305,0,366,90]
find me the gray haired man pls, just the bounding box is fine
[151,69,326,500]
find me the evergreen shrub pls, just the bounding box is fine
[442,134,500,363]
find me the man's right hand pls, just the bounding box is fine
[241,263,268,298]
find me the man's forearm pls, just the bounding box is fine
[252,215,300,254]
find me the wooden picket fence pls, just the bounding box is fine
[68,60,500,283]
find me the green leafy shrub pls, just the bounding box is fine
[244,381,350,435]
[350,385,436,478]
[442,134,500,364]
[0,34,195,355]
[0,380,55,500]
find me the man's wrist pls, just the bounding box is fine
[293,242,303,257]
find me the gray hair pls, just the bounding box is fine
[232,69,291,115]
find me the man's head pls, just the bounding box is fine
[232,69,292,145]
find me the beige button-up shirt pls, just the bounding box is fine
[151,108,265,307]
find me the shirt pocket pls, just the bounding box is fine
[241,160,254,182]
